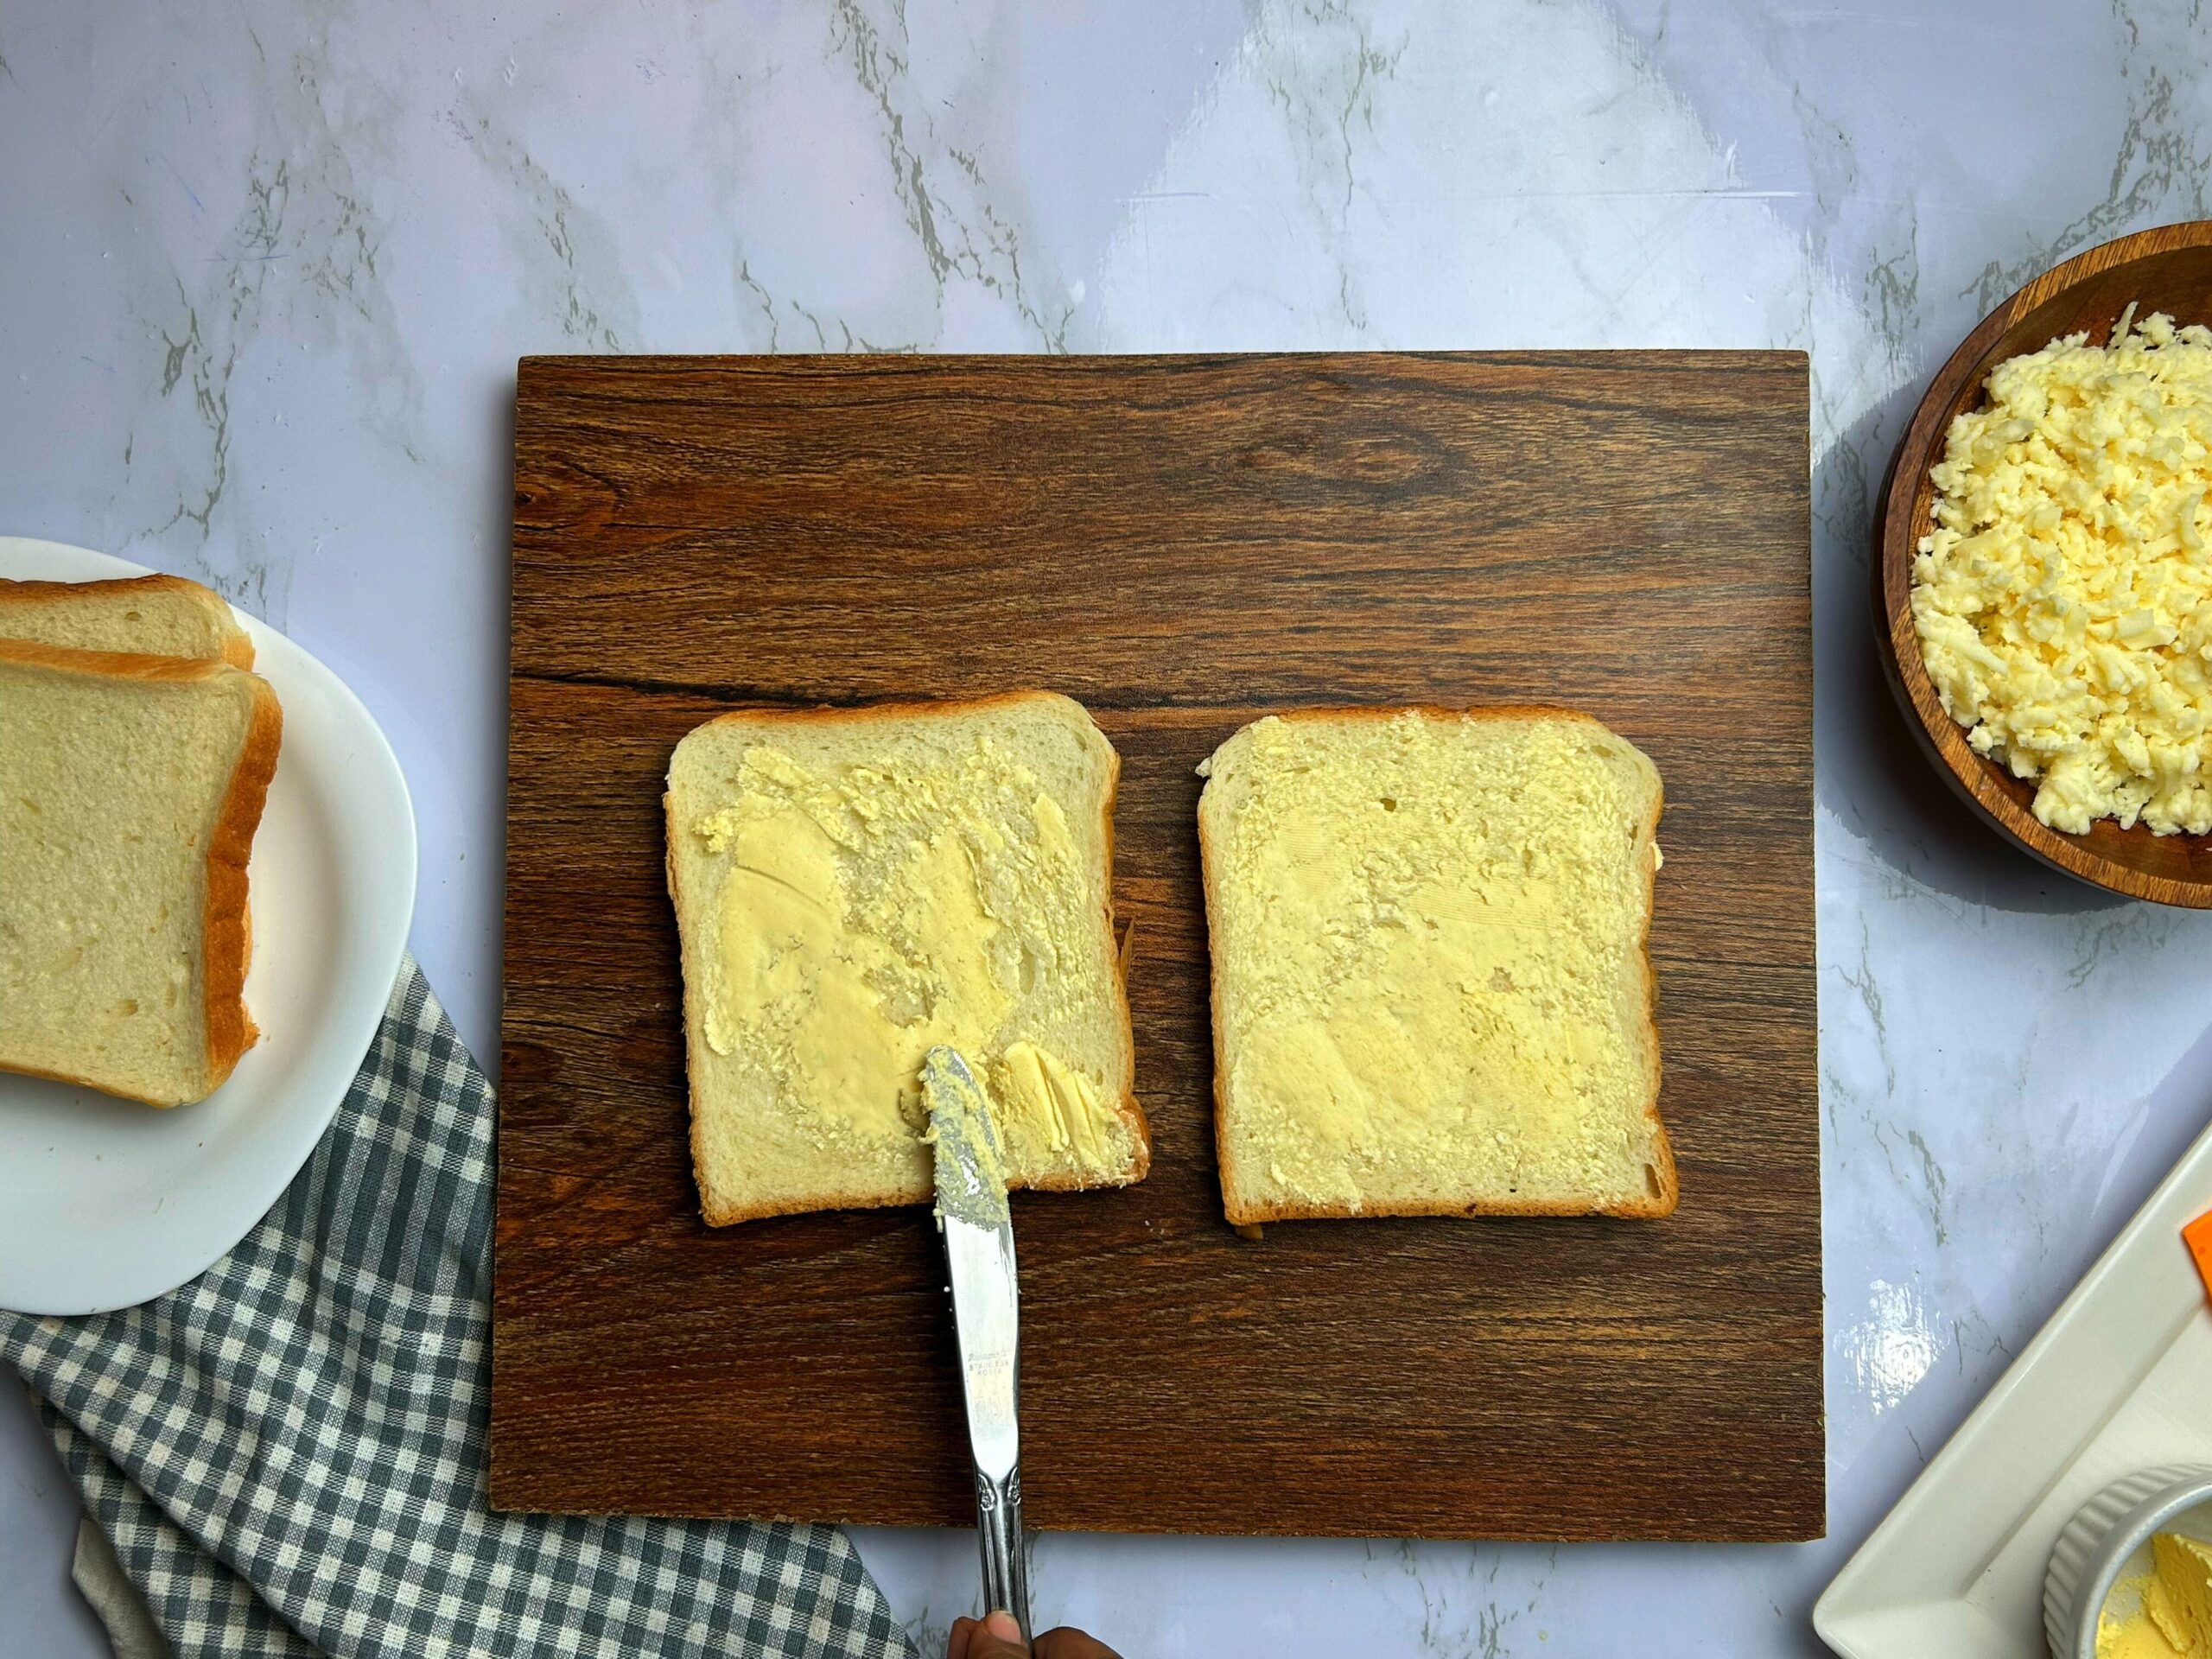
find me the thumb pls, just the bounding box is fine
[967,1610,1030,1656]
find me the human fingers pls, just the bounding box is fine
[957,1610,1032,1657]
[1032,1627,1123,1659]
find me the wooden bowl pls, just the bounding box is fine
[1876,220,2212,907]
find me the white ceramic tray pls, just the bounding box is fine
[1815,1111,2212,1657]
[0,538,416,1315]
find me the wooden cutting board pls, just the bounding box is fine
[496,353,1821,1541]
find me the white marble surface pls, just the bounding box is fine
[3,1,2212,1653]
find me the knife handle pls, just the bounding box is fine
[975,1463,1030,1642]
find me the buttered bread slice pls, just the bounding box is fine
[665,691,1149,1224]
[1198,706,1675,1224]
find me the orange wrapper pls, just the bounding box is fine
[2186,1208,2212,1307]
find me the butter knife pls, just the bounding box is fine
[923,1044,1031,1643]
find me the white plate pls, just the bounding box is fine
[1815,1111,2212,1657]
[0,538,415,1315]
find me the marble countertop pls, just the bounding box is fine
[5,2,2212,1652]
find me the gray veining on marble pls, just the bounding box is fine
[5,1,2212,1652]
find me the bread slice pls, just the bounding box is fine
[1198,706,1675,1224]
[0,574,254,667]
[0,641,283,1106]
[665,690,1149,1224]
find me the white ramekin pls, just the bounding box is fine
[2045,1464,2212,1658]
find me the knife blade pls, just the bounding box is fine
[923,1044,1030,1641]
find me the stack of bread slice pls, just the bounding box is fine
[0,575,283,1106]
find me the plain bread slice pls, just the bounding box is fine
[0,640,282,1106]
[0,574,254,667]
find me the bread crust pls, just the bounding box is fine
[1199,703,1675,1226]
[0,573,255,668]
[200,671,283,1095]
[664,689,1149,1225]
[0,640,281,1107]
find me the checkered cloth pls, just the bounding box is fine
[1,960,915,1659]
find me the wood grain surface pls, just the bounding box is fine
[1878,219,2212,907]
[497,353,1822,1541]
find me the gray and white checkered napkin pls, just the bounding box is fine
[1,960,915,1659]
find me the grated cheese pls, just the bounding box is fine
[1911,309,2212,836]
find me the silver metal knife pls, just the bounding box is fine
[922,1044,1031,1643]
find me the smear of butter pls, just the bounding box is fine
[997,1040,1111,1169]
[2096,1533,2212,1659]
[2101,1592,2190,1659]
[693,740,1124,1180]
[923,1046,1007,1230]
[2152,1532,2212,1654]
